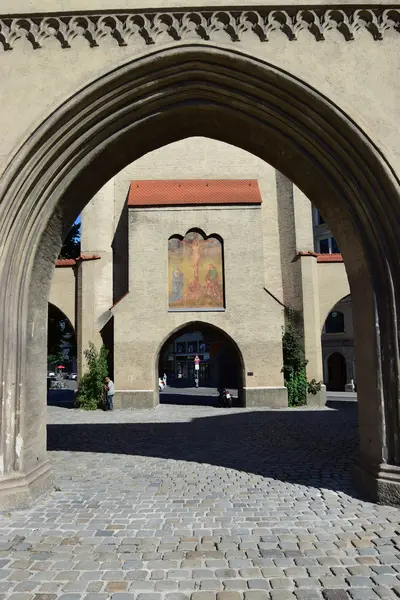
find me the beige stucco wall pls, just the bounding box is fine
[48,266,76,327]
[318,262,351,330]
[0,9,399,203]
[79,137,351,396]
[112,204,286,403]
[113,138,290,305]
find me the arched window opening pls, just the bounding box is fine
[168,230,225,311]
[325,311,345,334]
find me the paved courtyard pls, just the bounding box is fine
[1,397,400,600]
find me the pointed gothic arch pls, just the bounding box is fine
[0,44,399,506]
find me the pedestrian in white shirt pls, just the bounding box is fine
[104,377,114,411]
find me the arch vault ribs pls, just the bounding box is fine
[0,8,399,50]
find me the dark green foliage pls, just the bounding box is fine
[282,318,308,406]
[307,378,322,395]
[76,342,109,410]
[59,222,80,259]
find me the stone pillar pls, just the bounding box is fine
[78,180,115,375]
[76,260,103,378]
[299,254,327,406]
[293,186,326,406]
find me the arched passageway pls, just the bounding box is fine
[327,353,347,392]
[47,303,77,375]
[158,322,244,406]
[322,294,356,393]
[1,45,400,506]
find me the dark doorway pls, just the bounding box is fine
[327,352,347,391]
[158,322,244,405]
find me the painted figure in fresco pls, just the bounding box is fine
[183,233,210,281]
[205,263,223,302]
[170,265,184,303]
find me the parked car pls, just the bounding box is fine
[48,371,55,377]
[70,373,78,380]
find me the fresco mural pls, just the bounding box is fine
[168,231,224,310]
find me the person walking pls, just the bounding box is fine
[104,377,114,411]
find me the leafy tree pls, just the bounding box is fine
[47,352,63,371]
[76,343,109,410]
[59,222,80,259]
[282,316,308,406]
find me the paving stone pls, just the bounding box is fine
[155,582,178,591]
[0,404,399,600]
[270,592,296,600]
[247,580,270,590]
[294,591,322,600]
[191,594,216,600]
[347,589,377,600]
[374,574,400,586]
[346,578,373,588]
[321,591,349,600]
[201,580,223,591]
[373,587,397,598]
[294,578,320,588]
[223,580,247,590]
[217,593,242,600]
[244,593,269,600]
[106,582,129,592]
[270,580,294,590]
[319,578,348,589]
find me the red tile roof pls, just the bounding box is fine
[55,254,101,267]
[295,252,344,263]
[317,253,343,263]
[55,258,76,267]
[128,179,262,207]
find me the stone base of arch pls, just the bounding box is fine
[115,390,156,409]
[354,458,400,506]
[0,460,53,511]
[244,386,287,408]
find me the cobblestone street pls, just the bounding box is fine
[1,400,400,600]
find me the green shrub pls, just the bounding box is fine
[282,317,323,406]
[307,378,322,395]
[282,318,308,407]
[75,342,109,410]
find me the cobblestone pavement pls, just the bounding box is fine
[1,401,400,600]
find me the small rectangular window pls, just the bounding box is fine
[331,238,340,253]
[187,341,198,354]
[318,238,330,253]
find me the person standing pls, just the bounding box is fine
[104,377,114,411]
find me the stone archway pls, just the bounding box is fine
[0,44,400,507]
[157,321,245,407]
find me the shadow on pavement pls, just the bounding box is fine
[160,392,242,407]
[47,389,75,409]
[47,402,361,497]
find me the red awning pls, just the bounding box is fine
[128,179,262,208]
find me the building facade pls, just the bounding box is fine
[1,1,399,506]
[50,138,354,407]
